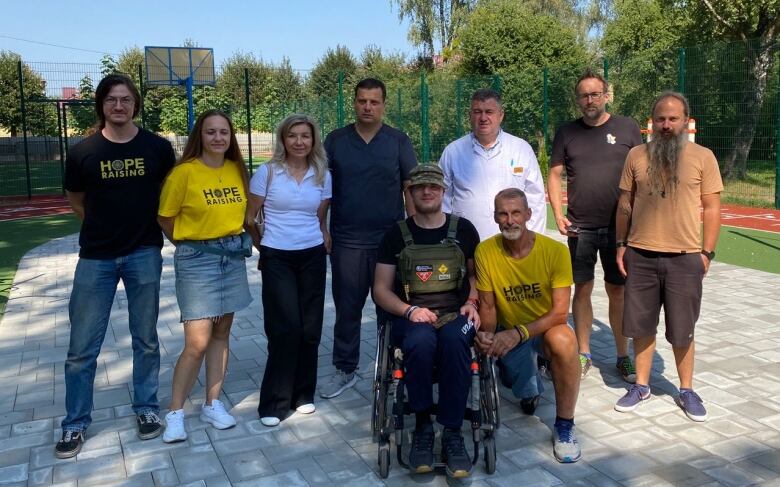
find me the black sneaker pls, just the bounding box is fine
[137,411,163,440]
[520,395,540,415]
[408,422,435,473]
[55,430,85,459]
[440,428,472,478]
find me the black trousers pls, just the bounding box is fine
[257,244,326,419]
[330,244,389,373]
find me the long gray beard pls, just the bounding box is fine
[647,131,687,198]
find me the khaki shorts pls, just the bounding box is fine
[622,247,705,347]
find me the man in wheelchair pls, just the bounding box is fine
[475,188,582,463]
[373,164,481,477]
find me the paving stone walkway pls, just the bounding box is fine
[1,234,779,486]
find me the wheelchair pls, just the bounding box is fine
[370,319,501,479]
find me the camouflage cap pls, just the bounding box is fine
[409,164,446,189]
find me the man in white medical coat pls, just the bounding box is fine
[438,88,546,241]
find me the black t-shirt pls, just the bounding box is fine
[325,123,418,249]
[551,115,642,228]
[377,214,480,314]
[64,128,176,259]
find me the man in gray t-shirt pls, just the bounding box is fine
[320,78,418,399]
[548,70,642,384]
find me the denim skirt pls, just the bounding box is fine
[174,235,252,321]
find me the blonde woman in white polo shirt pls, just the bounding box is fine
[247,114,332,427]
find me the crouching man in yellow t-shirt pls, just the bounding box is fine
[474,188,581,463]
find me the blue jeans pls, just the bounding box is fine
[497,330,545,399]
[62,246,162,432]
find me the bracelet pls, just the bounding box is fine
[466,298,479,310]
[404,305,419,320]
[616,241,628,248]
[515,324,530,343]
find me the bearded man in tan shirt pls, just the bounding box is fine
[613,91,722,422]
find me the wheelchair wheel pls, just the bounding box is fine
[480,357,501,429]
[483,434,496,474]
[378,439,391,478]
[371,322,391,442]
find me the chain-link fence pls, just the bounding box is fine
[4,38,779,208]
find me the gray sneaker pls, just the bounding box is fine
[319,370,358,399]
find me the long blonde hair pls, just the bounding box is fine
[269,114,328,186]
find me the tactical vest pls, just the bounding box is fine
[397,216,466,301]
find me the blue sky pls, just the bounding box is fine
[3,0,416,71]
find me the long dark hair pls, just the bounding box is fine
[179,109,249,195]
[94,74,142,129]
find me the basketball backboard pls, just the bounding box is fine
[144,46,215,86]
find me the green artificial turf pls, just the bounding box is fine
[0,214,81,317]
[717,225,780,274]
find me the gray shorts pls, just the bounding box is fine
[622,247,704,347]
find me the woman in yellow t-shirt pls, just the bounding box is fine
[157,110,252,443]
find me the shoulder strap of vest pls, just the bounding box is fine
[446,215,459,240]
[399,220,414,246]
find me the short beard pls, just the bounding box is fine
[501,227,524,241]
[414,201,442,216]
[582,106,604,124]
[647,131,687,198]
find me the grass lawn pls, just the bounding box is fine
[0,160,65,197]
[721,159,777,208]
[0,214,81,317]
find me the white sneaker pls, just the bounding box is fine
[163,409,187,443]
[296,403,316,414]
[261,416,281,427]
[319,370,358,399]
[200,399,236,429]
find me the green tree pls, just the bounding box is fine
[306,45,357,98]
[390,0,477,58]
[269,57,303,103]
[458,0,590,144]
[601,0,691,122]
[69,74,96,135]
[100,54,118,77]
[354,45,408,83]
[116,46,145,84]
[216,52,277,131]
[0,51,47,136]
[688,0,780,178]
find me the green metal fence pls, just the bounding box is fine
[5,38,780,208]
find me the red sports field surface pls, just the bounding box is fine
[1,196,779,233]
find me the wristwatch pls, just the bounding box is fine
[701,249,715,261]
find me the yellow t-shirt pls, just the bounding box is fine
[158,158,247,241]
[475,233,572,329]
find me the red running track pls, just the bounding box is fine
[1,196,779,233]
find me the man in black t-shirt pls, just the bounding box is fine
[548,70,643,383]
[373,165,480,478]
[56,74,175,459]
[320,78,418,399]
